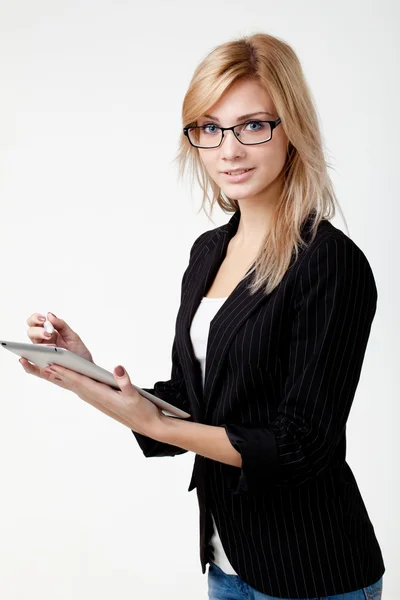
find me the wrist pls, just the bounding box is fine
[148,413,174,443]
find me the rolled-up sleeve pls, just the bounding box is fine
[223,236,378,494]
[132,338,192,457]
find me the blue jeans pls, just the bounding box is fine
[207,561,383,600]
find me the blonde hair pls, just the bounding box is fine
[173,32,348,296]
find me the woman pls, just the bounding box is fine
[21,33,384,600]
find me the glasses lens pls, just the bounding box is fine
[235,121,272,144]
[187,121,273,147]
[188,125,222,148]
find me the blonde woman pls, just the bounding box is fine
[22,33,384,600]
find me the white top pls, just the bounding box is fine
[189,295,238,575]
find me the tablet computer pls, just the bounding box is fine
[0,340,191,419]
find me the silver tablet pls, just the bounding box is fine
[0,340,191,419]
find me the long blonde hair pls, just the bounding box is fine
[173,32,348,296]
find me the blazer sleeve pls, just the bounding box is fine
[131,232,207,458]
[223,235,378,493]
[132,339,191,458]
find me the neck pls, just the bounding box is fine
[233,179,282,249]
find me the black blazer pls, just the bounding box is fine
[132,210,385,598]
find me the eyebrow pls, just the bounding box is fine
[201,111,273,123]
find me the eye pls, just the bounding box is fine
[202,123,219,134]
[245,120,264,131]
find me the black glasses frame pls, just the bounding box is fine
[183,117,282,149]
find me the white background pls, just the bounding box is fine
[0,1,398,598]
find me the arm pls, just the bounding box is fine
[223,236,378,493]
[151,418,243,466]
[154,236,378,493]
[131,232,209,458]
[131,338,192,457]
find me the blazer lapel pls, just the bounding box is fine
[177,209,269,422]
[202,238,268,421]
[202,213,322,419]
[175,216,232,424]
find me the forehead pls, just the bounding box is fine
[201,110,273,123]
[199,79,275,122]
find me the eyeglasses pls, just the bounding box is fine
[183,117,281,149]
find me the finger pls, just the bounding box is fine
[45,313,80,344]
[19,357,45,377]
[48,365,136,429]
[26,313,56,343]
[43,368,63,383]
[113,366,138,401]
[46,372,64,385]
[19,358,59,383]
[46,364,89,392]
[114,365,127,385]
[51,364,119,405]
[26,313,47,327]
[27,325,56,344]
[43,365,74,388]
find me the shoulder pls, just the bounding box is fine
[188,228,216,258]
[189,212,236,255]
[293,219,378,303]
[303,219,375,271]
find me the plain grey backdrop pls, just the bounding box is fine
[0,1,398,598]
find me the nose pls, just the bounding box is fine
[219,129,246,156]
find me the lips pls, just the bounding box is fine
[222,168,253,174]
[222,168,255,182]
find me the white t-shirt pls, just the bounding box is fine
[189,296,238,575]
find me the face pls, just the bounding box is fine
[196,78,288,208]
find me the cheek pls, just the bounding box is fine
[200,157,222,182]
[200,153,216,173]
[265,134,288,170]
[275,132,289,166]
[256,146,286,175]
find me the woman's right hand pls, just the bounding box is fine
[26,312,94,363]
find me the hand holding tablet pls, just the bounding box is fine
[0,312,191,420]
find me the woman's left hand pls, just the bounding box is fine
[19,358,165,438]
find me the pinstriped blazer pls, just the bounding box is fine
[132,209,385,598]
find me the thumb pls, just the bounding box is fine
[114,365,136,397]
[47,312,78,342]
[114,366,143,405]
[114,365,130,384]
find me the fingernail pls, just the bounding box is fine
[48,312,57,318]
[115,365,125,377]
[38,316,46,322]
[44,332,52,338]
